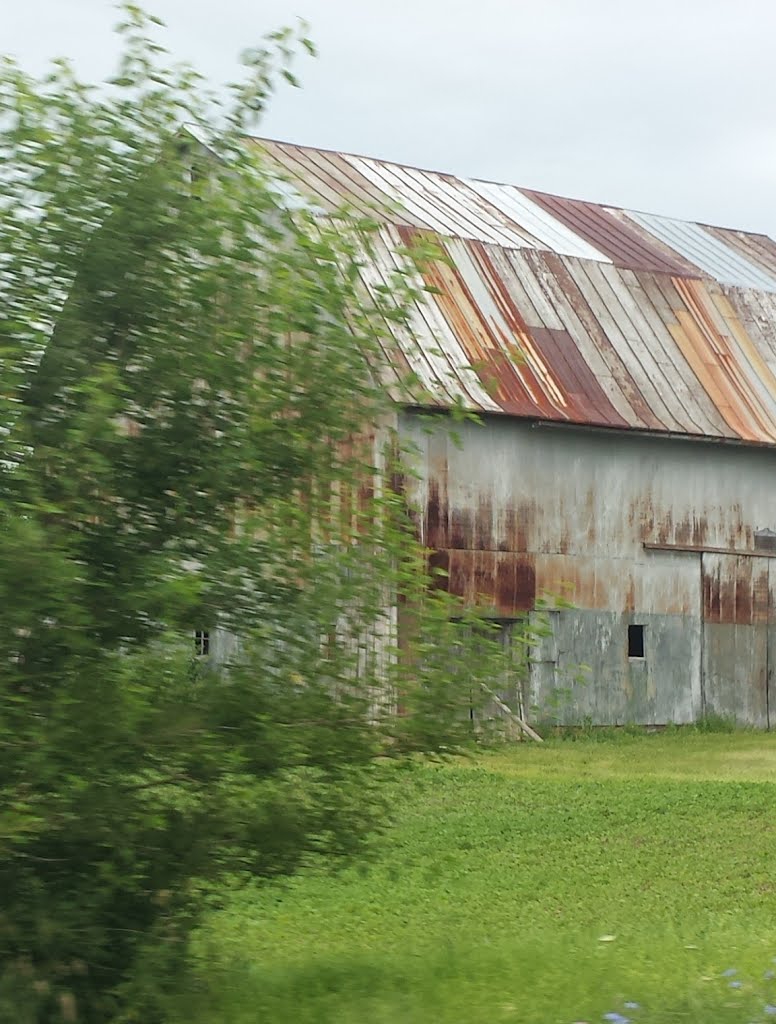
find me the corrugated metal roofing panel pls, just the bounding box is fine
[366,226,503,412]
[247,135,776,446]
[398,230,776,441]
[465,179,611,262]
[337,154,539,248]
[704,226,776,284]
[256,140,391,219]
[522,190,696,276]
[377,163,542,249]
[622,211,776,292]
[726,290,776,381]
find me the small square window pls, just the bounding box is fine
[194,630,210,657]
[628,624,645,659]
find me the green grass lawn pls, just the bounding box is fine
[177,732,776,1023]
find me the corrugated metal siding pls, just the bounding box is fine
[401,414,776,725]
[253,136,776,446]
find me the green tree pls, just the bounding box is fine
[0,6,530,1021]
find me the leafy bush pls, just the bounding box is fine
[0,7,535,1021]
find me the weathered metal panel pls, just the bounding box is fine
[722,289,776,381]
[623,211,776,292]
[523,191,696,276]
[253,136,776,446]
[392,165,543,249]
[527,610,699,726]
[670,278,776,443]
[401,412,776,725]
[464,179,611,261]
[701,552,770,728]
[705,226,776,284]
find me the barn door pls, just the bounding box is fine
[701,553,770,727]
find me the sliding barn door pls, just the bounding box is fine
[701,553,770,727]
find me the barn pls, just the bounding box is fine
[256,138,776,728]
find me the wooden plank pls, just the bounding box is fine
[481,683,544,741]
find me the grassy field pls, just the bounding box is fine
[177,732,776,1023]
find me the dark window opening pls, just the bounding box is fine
[195,630,210,657]
[628,624,645,659]
[755,528,776,552]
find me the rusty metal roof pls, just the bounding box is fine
[252,137,776,445]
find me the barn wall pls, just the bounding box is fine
[399,411,776,726]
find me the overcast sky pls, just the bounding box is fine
[6,0,776,236]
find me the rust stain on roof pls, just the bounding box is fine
[250,135,776,446]
[522,190,695,276]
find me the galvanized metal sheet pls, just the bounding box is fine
[623,211,776,292]
[705,226,776,284]
[524,191,695,276]
[702,552,770,726]
[401,413,776,726]
[465,179,611,262]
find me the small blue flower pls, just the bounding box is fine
[765,1005,776,1016]
[729,981,743,989]
[603,1015,630,1024]
[765,971,775,981]
[722,968,738,977]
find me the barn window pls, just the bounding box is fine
[628,624,645,659]
[755,528,776,552]
[194,630,210,656]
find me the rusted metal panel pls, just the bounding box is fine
[430,549,537,614]
[253,136,776,447]
[536,254,664,428]
[671,278,776,443]
[701,554,770,626]
[722,289,776,381]
[523,190,696,276]
[558,259,675,431]
[402,413,776,725]
[702,552,770,726]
